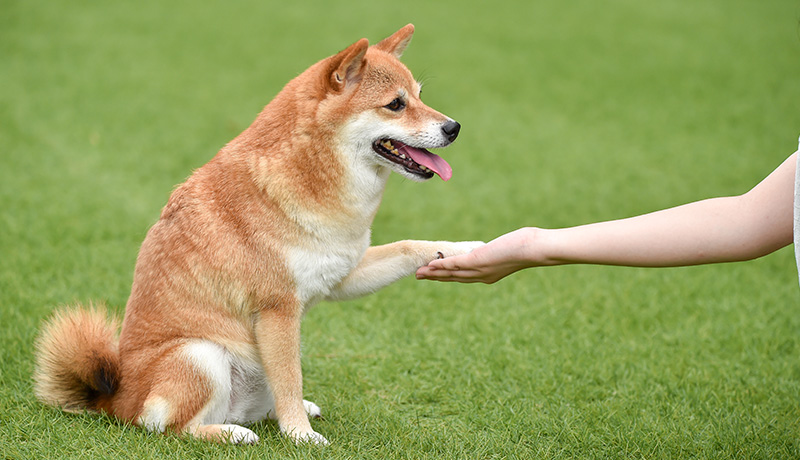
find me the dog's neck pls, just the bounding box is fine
[217,137,387,243]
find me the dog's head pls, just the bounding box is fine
[321,25,459,182]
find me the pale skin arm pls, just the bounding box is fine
[416,152,797,284]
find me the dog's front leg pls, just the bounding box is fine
[326,240,483,301]
[254,307,328,445]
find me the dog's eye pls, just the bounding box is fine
[384,98,406,112]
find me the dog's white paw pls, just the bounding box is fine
[285,428,330,446]
[303,399,323,418]
[434,241,485,260]
[221,425,260,445]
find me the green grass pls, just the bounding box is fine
[3,0,800,458]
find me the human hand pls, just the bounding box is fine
[415,228,536,284]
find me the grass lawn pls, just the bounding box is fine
[3,0,800,458]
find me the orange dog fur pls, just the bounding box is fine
[34,24,482,445]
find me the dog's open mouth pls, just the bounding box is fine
[373,139,453,181]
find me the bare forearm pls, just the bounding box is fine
[534,196,788,267]
[534,153,796,267]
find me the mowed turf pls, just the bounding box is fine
[2,0,800,458]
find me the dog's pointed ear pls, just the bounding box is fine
[330,38,369,92]
[374,24,414,59]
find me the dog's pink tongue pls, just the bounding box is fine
[398,145,453,181]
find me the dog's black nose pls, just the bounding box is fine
[442,120,461,142]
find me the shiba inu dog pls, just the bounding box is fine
[33,24,482,446]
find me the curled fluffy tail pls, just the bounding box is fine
[34,304,121,414]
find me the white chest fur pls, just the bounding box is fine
[285,127,391,308]
[286,230,371,307]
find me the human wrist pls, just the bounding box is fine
[523,227,566,267]
[518,227,549,267]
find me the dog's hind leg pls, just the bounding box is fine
[137,340,259,444]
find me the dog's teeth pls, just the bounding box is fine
[382,140,393,149]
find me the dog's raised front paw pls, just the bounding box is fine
[433,241,485,261]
